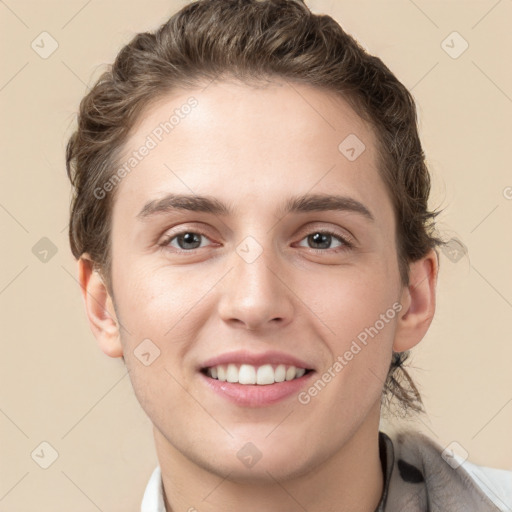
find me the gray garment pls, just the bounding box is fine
[375,430,507,511]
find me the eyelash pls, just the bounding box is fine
[159,228,354,254]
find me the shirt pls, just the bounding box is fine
[141,429,512,512]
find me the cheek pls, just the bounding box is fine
[295,264,399,398]
[114,263,208,338]
[296,262,400,344]
[114,267,199,425]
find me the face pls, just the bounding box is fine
[108,79,404,480]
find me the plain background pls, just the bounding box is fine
[1,0,511,510]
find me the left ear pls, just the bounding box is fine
[393,249,439,352]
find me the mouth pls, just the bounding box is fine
[198,351,316,406]
[201,363,313,385]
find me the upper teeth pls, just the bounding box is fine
[207,364,306,385]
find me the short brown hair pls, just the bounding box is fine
[66,0,446,415]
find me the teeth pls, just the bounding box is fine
[285,366,296,381]
[274,364,286,382]
[226,364,239,383]
[257,364,274,385]
[217,365,226,381]
[239,364,256,384]
[206,364,307,385]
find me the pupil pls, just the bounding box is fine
[180,232,201,249]
[310,232,330,249]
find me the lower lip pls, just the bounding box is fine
[200,372,315,407]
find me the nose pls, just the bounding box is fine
[217,247,295,332]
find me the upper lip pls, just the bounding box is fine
[200,350,314,371]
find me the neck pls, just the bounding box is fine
[154,409,384,512]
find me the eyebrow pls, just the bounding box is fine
[137,193,374,222]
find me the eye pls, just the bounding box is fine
[159,228,352,254]
[297,230,352,251]
[162,231,212,251]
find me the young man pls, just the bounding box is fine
[66,1,512,510]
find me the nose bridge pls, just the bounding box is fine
[217,237,294,329]
[234,243,277,297]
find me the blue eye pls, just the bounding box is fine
[165,232,211,251]
[160,229,353,254]
[297,231,352,251]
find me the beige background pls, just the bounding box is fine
[1,0,511,510]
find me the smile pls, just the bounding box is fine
[203,363,309,385]
[199,350,315,406]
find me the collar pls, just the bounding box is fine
[141,430,510,512]
[140,465,165,512]
[375,431,394,511]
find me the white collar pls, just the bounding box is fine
[141,466,166,512]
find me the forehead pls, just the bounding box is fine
[114,79,392,228]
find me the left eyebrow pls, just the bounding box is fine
[136,192,374,222]
[281,193,375,222]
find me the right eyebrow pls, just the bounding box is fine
[137,194,232,220]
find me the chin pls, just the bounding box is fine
[215,436,319,483]
[211,456,312,485]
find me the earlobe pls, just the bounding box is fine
[393,249,439,353]
[77,255,123,358]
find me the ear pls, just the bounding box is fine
[393,249,439,352]
[77,255,123,358]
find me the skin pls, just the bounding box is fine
[79,79,438,512]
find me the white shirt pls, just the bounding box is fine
[141,467,165,512]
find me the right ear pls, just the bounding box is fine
[77,255,123,358]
